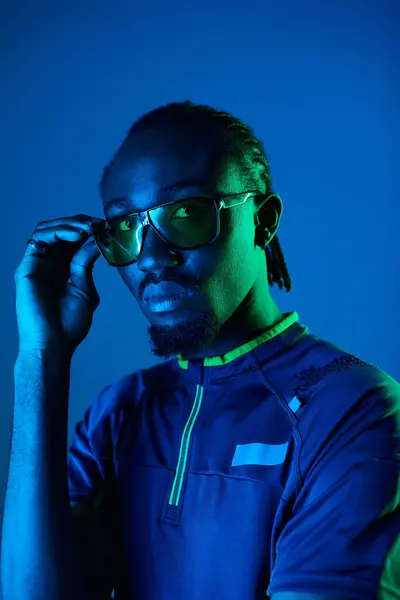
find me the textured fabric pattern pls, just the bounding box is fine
[68,314,400,600]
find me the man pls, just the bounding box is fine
[67,101,400,598]
[6,101,400,600]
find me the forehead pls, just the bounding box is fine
[101,123,245,213]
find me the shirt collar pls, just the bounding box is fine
[175,312,307,383]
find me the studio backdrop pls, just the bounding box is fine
[0,2,398,594]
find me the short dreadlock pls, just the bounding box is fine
[99,100,292,292]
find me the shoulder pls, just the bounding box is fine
[291,331,400,416]
[287,332,400,477]
[76,358,181,443]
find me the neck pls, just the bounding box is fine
[186,284,282,360]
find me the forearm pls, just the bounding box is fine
[1,351,90,600]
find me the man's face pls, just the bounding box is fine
[101,123,264,359]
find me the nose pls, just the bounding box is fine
[136,224,180,271]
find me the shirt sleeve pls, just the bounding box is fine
[68,384,116,512]
[267,378,400,600]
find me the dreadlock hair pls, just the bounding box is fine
[99,100,292,292]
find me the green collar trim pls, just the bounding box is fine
[177,311,299,370]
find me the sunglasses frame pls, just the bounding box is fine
[95,190,277,267]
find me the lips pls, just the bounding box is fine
[143,282,188,303]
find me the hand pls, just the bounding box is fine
[15,214,106,357]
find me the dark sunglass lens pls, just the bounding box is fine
[96,216,142,265]
[151,198,217,248]
[97,198,217,265]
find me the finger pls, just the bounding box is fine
[69,237,102,302]
[16,227,91,279]
[35,214,104,231]
[71,236,101,273]
[29,215,106,249]
[27,225,89,252]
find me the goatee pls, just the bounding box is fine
[147,310,219,360]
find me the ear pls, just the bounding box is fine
[254,193,283,247]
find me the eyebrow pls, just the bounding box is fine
[104,179,207,212]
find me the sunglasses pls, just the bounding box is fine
[94,191,276,267]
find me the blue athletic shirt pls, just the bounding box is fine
[68,312,400,599]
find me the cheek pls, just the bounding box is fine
[198,219,258,310]
[117,265,139,299]
[219,209,258,281]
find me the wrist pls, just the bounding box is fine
[16,344,74,364]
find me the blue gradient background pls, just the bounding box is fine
[0,0,398,592]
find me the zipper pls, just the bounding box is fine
[168,384,204,507]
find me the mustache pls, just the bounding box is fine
[140,272,201,300]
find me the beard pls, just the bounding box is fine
[147,309,219,360]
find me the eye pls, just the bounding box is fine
[118,218,136,232]
[171,204,200,219]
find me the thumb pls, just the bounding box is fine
[69,237,102,304]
